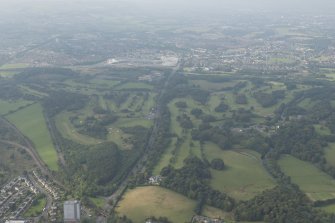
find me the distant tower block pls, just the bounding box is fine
[64,200,81,223]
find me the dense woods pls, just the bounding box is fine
[160,156,235,212]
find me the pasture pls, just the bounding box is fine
[204,143,275,200]
[279,155,335,201]
[7,104,59,171]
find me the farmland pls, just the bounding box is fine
[279,155,335,201]
[7,103,59,171]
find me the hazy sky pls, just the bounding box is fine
[2,0,335,13]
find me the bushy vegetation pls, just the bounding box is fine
[160,156,235,212]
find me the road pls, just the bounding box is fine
[106,63,181,210]
[0,117,68,221]
[44,112,66,167]
[26,173,53,222]
[0,117,50,176]
[0,117,65,187]
[0,139,48,175]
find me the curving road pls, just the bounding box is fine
[0,139,49,175]
[0,117,66,188]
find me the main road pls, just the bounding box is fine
[106,62,181,210]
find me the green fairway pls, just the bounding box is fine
[167,100,183,136]
[0,99,32,116]
[0,63,29,69]
[204,143,275,200]
[268,57,295,64]
[320,204,335,213]
[115,82,153,90]
[174,136,192,169]
[279,155,335,201]
[55,112,102,145]
[191,80,228,91]
[107,127,133,150]
[7,104,59,171]
[325,143,335,167]
[325,73,335,81]
[298,98,317,110]
[89,79,120,87]
[314,124,331,136]
[153,138,177,175]
[116,186,197,223]
[114,117,152,128]
[142,93,156,114]
[19,85,48,98]
[0,70,18,77]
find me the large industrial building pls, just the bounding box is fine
[64,200,81,223]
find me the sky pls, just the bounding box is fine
[0,0,334,26]
[1,0,335,13]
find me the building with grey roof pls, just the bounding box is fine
[64,200,80,223]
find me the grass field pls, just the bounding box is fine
[107,127,133,150]
[314,124,331,136]
[114,117,152,128]
[279,155,335,201]
[0,99,32,116]
[168,100,183,136]
[298,98,317,110]
[19,85,48,98]
[89,79,120,88]
[320,204,335,213]
[0,63,29,69]
[142,93,156,114]
[23,196,47,217]
[325,73,335,81]
[153,138,177,175]
[268,57,295,64]
[204,143,275,200]
[0,70,18,77]
[325,143,335,167]
[174,135,192,169]
[191,80,231,91]
[7,104,59,171]
[117,186,197,223]
[55,112,102,145]
[115,82,153,90]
